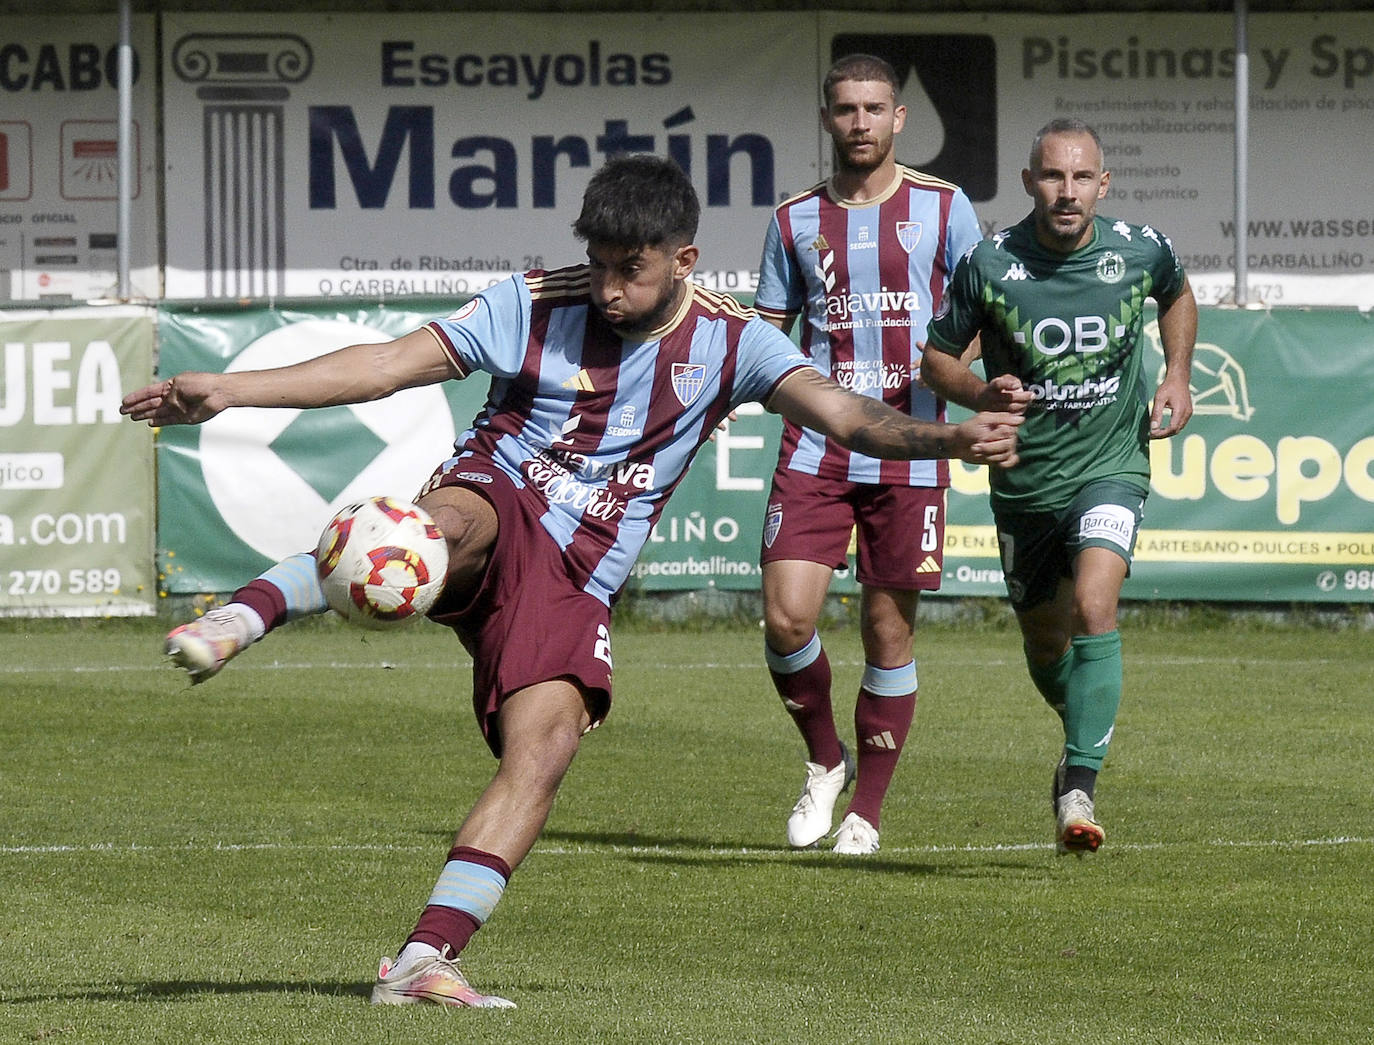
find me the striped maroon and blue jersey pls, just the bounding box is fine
[754,165,981,487]
[424,265,811,605]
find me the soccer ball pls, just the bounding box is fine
[315,496,448,628]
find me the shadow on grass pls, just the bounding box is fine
[6,979,373,1004]
[538,828,1044,878]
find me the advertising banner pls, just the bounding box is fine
[155,301,1374,604]
[156,299,491,591]
[0,306,156,615]
[0,16,160,301]
[939,308,1374,603]
[159,12,818,302]
[816,13,1374,308]
[158,11,1374,307]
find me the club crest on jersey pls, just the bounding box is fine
[1096,251,1126,284]
[896,222,923,253]
[763,502,784,548]
[671,362,707,406]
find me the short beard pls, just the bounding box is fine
[1039,210,1092,250]
[836,139,890,175]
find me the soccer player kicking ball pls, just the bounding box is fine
[920,118,1197,855]
[123,155,1021,1009]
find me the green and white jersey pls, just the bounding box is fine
[926,213,1186,513]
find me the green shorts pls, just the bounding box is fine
[992,478,1147,611]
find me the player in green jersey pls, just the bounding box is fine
[920,117,1197,854]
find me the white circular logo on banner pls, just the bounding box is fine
[200,320,456,562]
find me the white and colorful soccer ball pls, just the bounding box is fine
[315,496,448,628]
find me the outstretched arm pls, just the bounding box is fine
[120,328,457,427]
[1150,277,1198,438]
[767,368,1021,468]
[920,345,1033,415]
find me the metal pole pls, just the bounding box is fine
[1233,0,1249,306]
[116,0,133,300]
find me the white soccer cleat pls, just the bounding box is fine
[371,948,516,1009]
[786,743,855,848]
[1055,788,1105,855]
[831,812,880,855]
[164,607,255,685]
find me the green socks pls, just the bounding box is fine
[1063,630,1122,772]
[1027,630,1123,773]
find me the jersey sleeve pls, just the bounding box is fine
[731,315,815,408]
[1143,226,1187,304]
[422,274,531,379]
[925,245,985,356]
[944,190,984,271]
[753,210,803,323]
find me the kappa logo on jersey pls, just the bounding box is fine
[670,362,707,406]
[763,502,783,548]
[1112,220,1134,242]
[1003,263,1031,281]
[896,221,923,253]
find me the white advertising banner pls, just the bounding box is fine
[0,11,1367,306]
[160,12,820,301]
[0,16,160,302]
[817,13,1374,308]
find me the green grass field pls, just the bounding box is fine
[3,609,1372,1044]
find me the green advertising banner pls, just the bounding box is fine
[156,300,489,592]
[155,300,1374,603]
[939,308,1374,603]
[0,306,157,616]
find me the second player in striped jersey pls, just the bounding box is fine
[752,54,989,855]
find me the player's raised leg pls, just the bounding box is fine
[165,486,497,685]
[165,552,322,683]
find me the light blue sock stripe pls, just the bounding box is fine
[861,660,918,697]
[426,861,507,924]
[765,631,822,675]
[259,552,328,620]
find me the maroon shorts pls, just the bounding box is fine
[422,462,614,757]
[759,468,947,591]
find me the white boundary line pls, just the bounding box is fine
[1,651,1351,675]
[2,836,1370,857]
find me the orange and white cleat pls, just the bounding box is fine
[371,948,516,1009]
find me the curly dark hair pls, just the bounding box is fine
[572,154,699,249]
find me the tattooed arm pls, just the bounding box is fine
[767,368,1021,468]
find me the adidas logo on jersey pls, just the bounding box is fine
[1003,263,1031,281]
[864,731,899,751]
[915,555,941,575]
[563,369,595,392]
